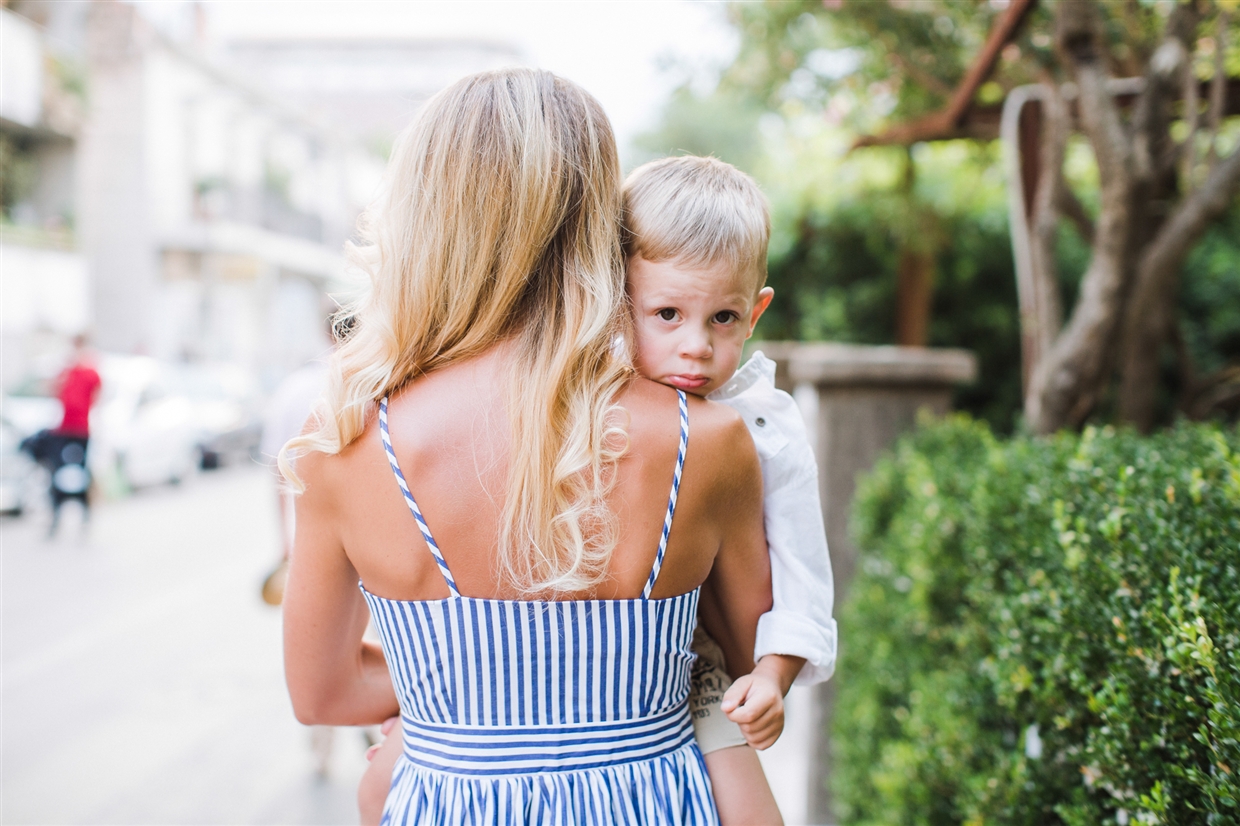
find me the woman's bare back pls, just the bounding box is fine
[305,343,766,608]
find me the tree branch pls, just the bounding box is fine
[1030,83,1069,358]
[1055,176,1095,245]
[1207,10,1229,169]
[888,50,955,99]
[1137,146,1240,305]
[1057,3,1133,186]
[1109,3,1202,429]
[1180,42,1200,191]
[1187,366,1240,420]
[1119,144,1240,426]
[1132,2,1198,184]
[1170,319,1200,413]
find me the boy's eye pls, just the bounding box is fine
[713,311,738,324]
[657,308,677,321]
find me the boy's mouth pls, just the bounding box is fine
[666,374,711,390]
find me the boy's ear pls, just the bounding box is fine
[747,287,775,338]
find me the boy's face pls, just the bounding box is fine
[627,256,774,397]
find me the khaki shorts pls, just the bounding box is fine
[689,626,748,754]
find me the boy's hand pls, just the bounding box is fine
[360,716,402,826]
[720,654,805,751]
[365,715,400,761]
[721,671,784,750]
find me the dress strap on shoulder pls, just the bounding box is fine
[643,389,689,599]
[378,396,461,598]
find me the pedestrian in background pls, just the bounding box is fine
[259,355,329,606]
[41,334,101,536]
[259,312,364,778]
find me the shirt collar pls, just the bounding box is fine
[707,350,776,401]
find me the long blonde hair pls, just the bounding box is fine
[281,69,633,595]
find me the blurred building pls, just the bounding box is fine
[1,1,90,387]
[2,1,522,391]
[224,38,522,153]
[76,0,384,384]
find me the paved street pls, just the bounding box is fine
[2,465,814,824]
[2,466,367,824]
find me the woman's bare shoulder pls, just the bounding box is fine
[619,377,743,426]
[290,409,382,513]
[686,394,761,500]
[619,378,758,490]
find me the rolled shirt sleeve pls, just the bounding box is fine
[710,352,837,686]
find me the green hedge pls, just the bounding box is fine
[833,417,1240,825]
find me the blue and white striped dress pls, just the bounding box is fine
[362,390,718,825]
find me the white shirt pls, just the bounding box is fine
[709,351,837,686]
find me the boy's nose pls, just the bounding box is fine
[680,333,713,360]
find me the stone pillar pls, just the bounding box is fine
[756,342,977,825]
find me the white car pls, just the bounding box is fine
[90,355,201,489]
[172,362,263,469]
[7,354,262,493]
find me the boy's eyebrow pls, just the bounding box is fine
[635,286,750,301]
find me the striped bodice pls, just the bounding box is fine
[363,390,717,824]
[361,589,701,774]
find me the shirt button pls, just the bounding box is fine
[755,417,766,427]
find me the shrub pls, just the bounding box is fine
[833,417,1240,825]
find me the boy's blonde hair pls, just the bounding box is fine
[281,69,632,596]
[622,155,770,292]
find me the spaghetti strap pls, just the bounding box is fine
[379,391,686,601]
[378,396,461,597]
[643,389,689,599]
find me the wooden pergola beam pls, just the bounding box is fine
[854,0,1038,148]
[855,7,1240,150]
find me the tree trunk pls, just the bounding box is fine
[1026,2,1136,434]
[1115,4,1202,429]
[1119,145,1240,426]
[894,148,935,347]
[895,249,934,346]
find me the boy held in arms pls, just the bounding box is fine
[357,156,836,825]
[622,155,837,823]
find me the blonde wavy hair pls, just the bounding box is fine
[280,69,633,595]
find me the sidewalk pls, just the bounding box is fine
[2,467,366,824]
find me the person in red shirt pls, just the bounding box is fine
[46,335,101,535]
[55,335,102,438]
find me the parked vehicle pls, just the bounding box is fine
[172,362,263,469]
[91,355,201,489]
[0,419,44,515]
[6,355,264,492]
[2,389,63,436]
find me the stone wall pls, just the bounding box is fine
[753,342,978,824]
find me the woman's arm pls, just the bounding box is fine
[697,411,772,679]
[696,410,804,751]
[282,452,399,726]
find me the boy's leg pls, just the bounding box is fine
[690,627,782,825]
[359,716,401,826]
[48,488,62,538]
[704,746,782,826]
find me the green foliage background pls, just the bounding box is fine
[631,3,1240,432]
[626,5,1240,822]
[837,417,1240,824]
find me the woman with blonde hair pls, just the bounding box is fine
[282,69,771,824]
